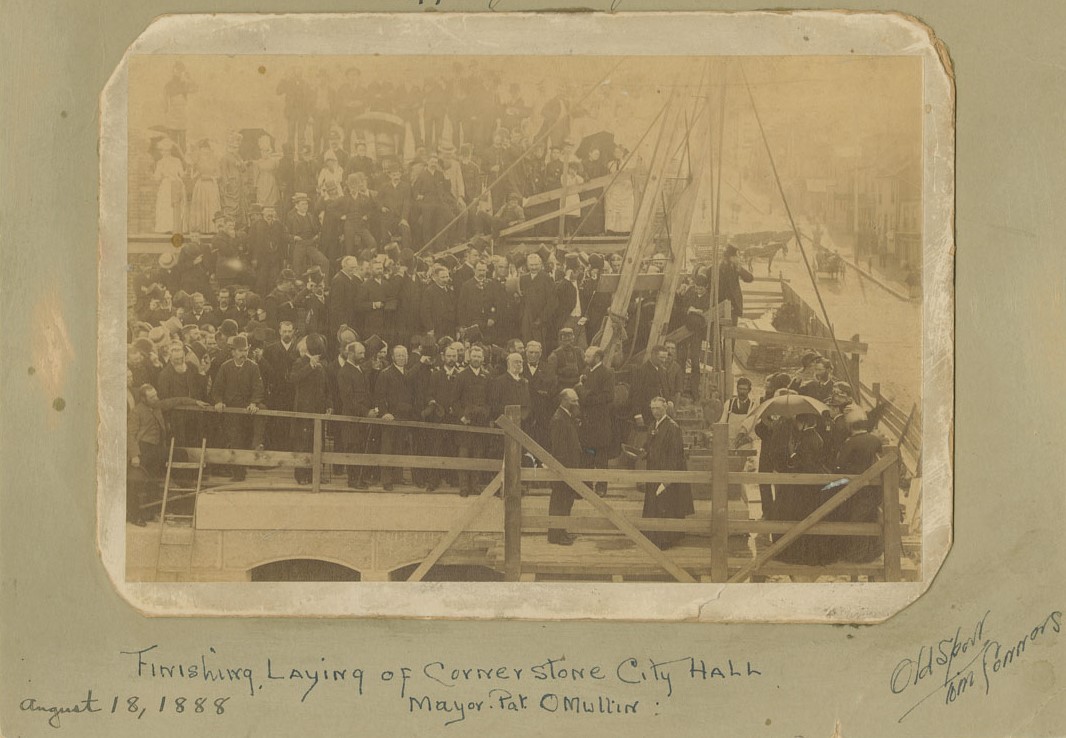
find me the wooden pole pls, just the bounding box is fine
[502,405,524,582]
[722,306,734,400]
[311,418,323,493]
[848,334,862,390]
[557,157,571,240]
[881,449,904,582]
[710,422,731,581]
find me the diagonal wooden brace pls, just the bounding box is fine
[406,472,504,582]
[728,451,897,583]
[495,416,696,583]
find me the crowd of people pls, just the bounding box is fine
[126,217,759,531]
[151,62,639,247]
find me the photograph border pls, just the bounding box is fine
[97,10,954,622]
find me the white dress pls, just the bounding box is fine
[153,155,186,233]
[604,160,635,233]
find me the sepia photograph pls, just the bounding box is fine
[96,12,952,620]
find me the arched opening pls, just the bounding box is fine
[249,559,361,582]
[389,563,504,582]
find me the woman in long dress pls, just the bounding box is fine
[252,134,282,208]
[187,139,221,234]
[153,138,186,233]
[765,413,837,568]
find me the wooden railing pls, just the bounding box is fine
[170,405,909,583]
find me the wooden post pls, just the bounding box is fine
[722,315,734,403]
[710,422,730,581]
[311,418,323,493]
[881,448,904,582]
[872,382,881,411]
[848,333,862,395]
[557,158,571,240]
[503,405,523,582]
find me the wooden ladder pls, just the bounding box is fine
[154,438,207,579]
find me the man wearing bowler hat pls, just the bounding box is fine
[212,334,264,482]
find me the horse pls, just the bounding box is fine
[740,238,790,274]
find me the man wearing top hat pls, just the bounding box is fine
[249,205,287,297]
[546,388,583,545]
[342,172,380,256]
[377,166,413,249]
[412,154,457,249]
[359,256,389,341]
[457,258,494,337]
[717,244,755,327]
[286,192,328,278]
[211,334,264,482]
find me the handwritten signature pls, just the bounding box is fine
[890,609,1062,722]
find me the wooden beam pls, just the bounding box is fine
[729,520,883,537]
[594,272,667,293]
[721,326,869,355]
[311,418,323,493]
[599,93,685,354]
[647,100,713,349]
[502,405,523,582]
[709,423,730,581]
[406,473,503,582]
[880,450,904,582]
[180,447,500,472]
[523,515,713,533]
[728,452,897,583]
[522,174,616,208]
[173,406,504,435]
[499,197,598,237]
[495,415,696,582]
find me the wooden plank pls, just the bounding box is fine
[593,272,667,293]
[406,473,504,582]
[720,326,869,355]
[881,450,904,582]
[320,452,500,472]
[523,515,713,533]
[519,468,715,484]
[311,418,323,493]
[730,520,883,537]
[729,472,864,486]
[709,423,730,581]
[183,447,501,472]
[173,406,504,435]
[495,415,696,583]
[502,406,523,582]
[521,174,617,208]
[728,452,897,583]
[599,92,685,353]
[499,197,598,237]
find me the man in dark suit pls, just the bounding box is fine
[377,166,412,248]
[640,397,694,549]
[359,257,389,341]
[260,320,300,448]
[576,345,614,496]
[522,340,556,450]
[419,343,461,491]
[454,344,491,497]
[456,260,494,337]
[491,353,531,424]
[420,264,457,341]
[337,341,372,489]
[452,247,480,291]
[328,256,361,351]
[374,344,416,491]
[520,252,556,345]
[547,388,582,545]
[629,344,670,429]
